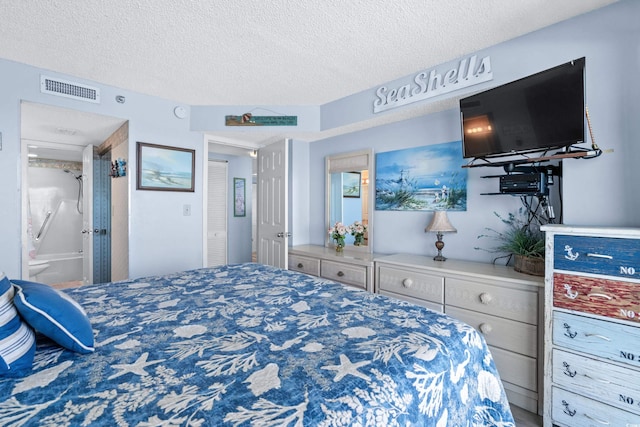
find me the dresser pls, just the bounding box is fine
[288,245,375,292]
[542,225,640,426]
[374,253,544,414]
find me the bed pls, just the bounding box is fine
[1,263,515,426]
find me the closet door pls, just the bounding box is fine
[207,160,227,266]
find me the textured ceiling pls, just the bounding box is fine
[4,0,617,149]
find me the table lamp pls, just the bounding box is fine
[425,211,457,261]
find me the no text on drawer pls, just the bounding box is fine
[553,272,640,324]
[554,235,640,278]
[553,311,640,368]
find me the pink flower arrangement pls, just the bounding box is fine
[328,221,348,249]
[348,221,367,246]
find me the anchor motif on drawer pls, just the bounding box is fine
[563,283,579,299]
[562,361,577,377]
[563,323,577,339]
[564,245,580,261]
[561,400,576,416]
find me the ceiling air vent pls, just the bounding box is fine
[40,75,101,103]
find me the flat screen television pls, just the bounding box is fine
[460,57,585,159]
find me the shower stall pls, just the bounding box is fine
[27,162,84,285]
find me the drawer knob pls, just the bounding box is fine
[479,323,492,334]
[297,263,304,268]
[479,292,493,305]
[402,278,413,288]
[337,271,345,277]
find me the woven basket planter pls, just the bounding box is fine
[514,254,545,276]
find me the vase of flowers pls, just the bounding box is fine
[348,221,367,246]
[328,221,347,252]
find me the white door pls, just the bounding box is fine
[257,138,289,268]
[81,144,94,284]
[207,160,228,266]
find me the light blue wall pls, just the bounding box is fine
[0,59,204,279]
[308,0,640,262]
[1,1,637,278]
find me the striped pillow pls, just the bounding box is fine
[0,273,36,375]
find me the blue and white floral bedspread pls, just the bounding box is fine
[0,263,515,426]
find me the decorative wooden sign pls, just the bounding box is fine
[373,54,493,113]
[225,113,297,126]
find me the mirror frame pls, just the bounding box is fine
[325,149,374,253]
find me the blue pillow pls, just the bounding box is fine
[0,274,36,375]
[12,279,94,354]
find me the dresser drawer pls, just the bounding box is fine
[376,265,444,305]
[321,260,368,290]
[553,272,640,324]
[445,278,538,325]
[553,348,640,416]
[554,235,640,279]
[491,346,538,392]
[553,310,640,369]
[447,306,537,357]
[288,254,320,276]
[551,386,639,427]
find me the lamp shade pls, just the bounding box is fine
[425,211,457,233]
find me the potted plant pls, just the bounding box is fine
[476,209,545,276]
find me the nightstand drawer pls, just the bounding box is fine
[553,311,640,368]
[376,265,444,305]
[288,254,320,276]
[554,235,640,279]
[553,348,640,416]
[553,272,640,324]
[551,386,639,426]
[447,306,537,357]
[445,278,538,325]
[321,260,367,289]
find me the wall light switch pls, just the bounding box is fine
[183,204,191,216]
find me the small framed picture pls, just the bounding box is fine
[137,142,195,192]
[342,172,361,198]
[234,177,246,217]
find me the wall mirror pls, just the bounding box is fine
[326,149,374,253]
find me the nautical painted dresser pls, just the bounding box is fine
[541,225,640,426]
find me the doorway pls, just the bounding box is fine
[20,102,127,286]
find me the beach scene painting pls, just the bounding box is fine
[137,142,195,192]
[375,141,467,211]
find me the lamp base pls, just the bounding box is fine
[433,232,447,261]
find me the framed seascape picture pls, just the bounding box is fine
[137,142,195,192]
[375,140,468,211]
[342,172,361,198]
[234,177,246,217]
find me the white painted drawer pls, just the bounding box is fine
[378,290,444,313]
[491,345,538,392]
[553,348,640,416]
[447,306,537,357]
[288,254,320,276]
[553,310,640,369]
[321,260,368,290]
[446,277,538,324]
[551,386,639,427]
[376,265,444,305]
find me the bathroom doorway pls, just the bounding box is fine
[20,102,127,287]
